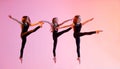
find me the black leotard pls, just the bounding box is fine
[73,23,96,57]
[20,22,40,58]
[52,23,71,57]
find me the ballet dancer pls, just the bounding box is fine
[8,15,44,63]
[58,15,102,63]
[42,17,72,63]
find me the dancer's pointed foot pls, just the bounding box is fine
[96,30,103,34]
[77,57,80,64]
[19,57,23,64]
[53,57,56,63]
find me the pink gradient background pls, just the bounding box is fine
[0,0,120,69]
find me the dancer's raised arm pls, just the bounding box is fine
[59,19,73,26]
[8,15,23,24]
[81,18,94,25]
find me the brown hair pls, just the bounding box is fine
[52,17,57,24]
[22,16,31,24]
[73,15,80,24]
[74,15,80,18]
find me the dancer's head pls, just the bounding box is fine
[52,17,58,24]
[73,15,81,24]
[22,16,31,24]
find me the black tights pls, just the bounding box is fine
[20,26,40,58]
[53,28,71,57]
[74,31,96,57]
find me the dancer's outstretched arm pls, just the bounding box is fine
[8,15,23,24]
[57,23,74,29]
[41,20,53,32]
[59,19,73,26]
[81,18,94,25]
[41,21,52,26]
[30,21,44,26]
[41,20,53,28]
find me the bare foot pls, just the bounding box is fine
[77,57,80,64]
[53,57,56,63]
[19,57,23,64]
[96,30,103,34]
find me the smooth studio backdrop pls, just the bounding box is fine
[0,0,120,69]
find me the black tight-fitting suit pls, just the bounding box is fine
[52,27,71,57]
[20,23,40,58]
[73,23,96,57]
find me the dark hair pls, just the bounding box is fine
[22,16,31,24]
[73,15,80,24]
[74,15,80,18]
[22,16,28,19]
[52,17,57,23]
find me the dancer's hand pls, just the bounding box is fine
[8,15,12,18]
[96,30,103,34]
[39,21,44,27]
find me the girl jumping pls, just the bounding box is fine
[42,17,72,63]
[8,15,44,63]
